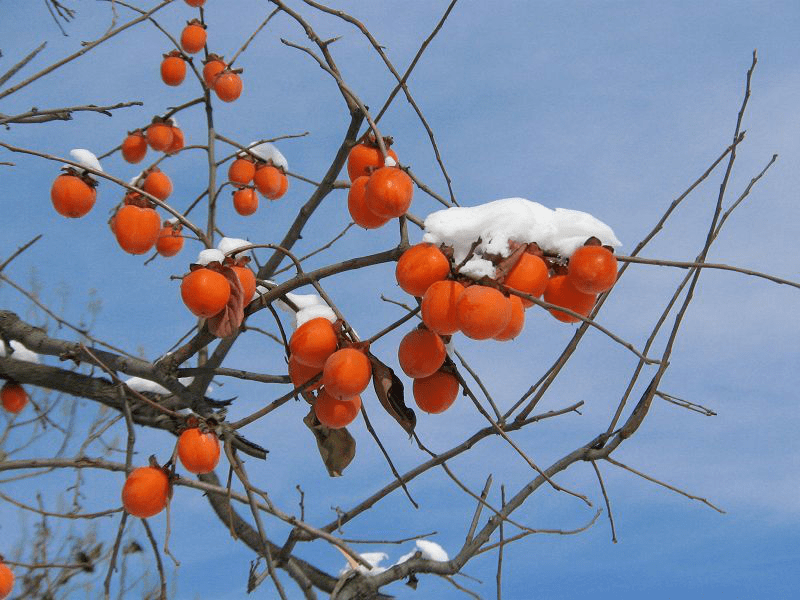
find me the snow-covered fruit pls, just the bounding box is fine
[181,264,232,318]
[50,170,97,218]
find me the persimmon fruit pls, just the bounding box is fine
[421,279,464,335]
[347,143,398,181]
[504,253,549,307]
[181,267,231,318]
[155,223,184,257]
[314,389,361,429]
[143,169,173,200]
[203,57,226,87]
[214,71,243,102]
[396,243,450,297]
[121,466,170,518]
[177,428,220,474]
[1,382,28,414]
[567,245,618,294]
[184,0,206,6]
[231,265,256,302]
[289,317,338,368]
[456,285,512,340]
[114,204,161,255]
[413,370,459,414]
[228,157,256,185]
[160,54,186,86]
[121,131,147,164]
[253,165,288,200]
[180,22,207,54]
[288,356,323,391]
[543,275,597,323]
[145,123,174,152]
[397,327,446,379]
[493,294,525,341]
[0,561,13,600]
[347,175,390,229]
[232,188,258,216]
[51,173,96,218]
[167,126,185,153]
[364,166,413,219]
[322,348,372,400]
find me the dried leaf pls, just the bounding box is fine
[208,266,245,338]
[303,408,356,477]
[493,242,527,283]
[369,353,416,436]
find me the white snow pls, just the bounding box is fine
[69,148,103,173]
[395,540,449,566]
[129,171,144,186]
[195,248,225,265]
[384,155,397,167]
[166,216,179,224]
[0,340,40,364]
[274,291,337,328]
[339,552,388,576]
[217,237,251,256]
[422,198,621,279]
[247,141,288,171]
[124,376,193,394]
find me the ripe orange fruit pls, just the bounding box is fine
[253,165,288,200]
[1,382,28,413]
[145,123,174,152]
[121,466,169,518]
[155,223,184,257]
[288,356,323,391]
[181,267,231,318]
[396,243,450,297]
[0,560,14,600]
[231,265,256,302]
[185,0,205,6]
[202,57,226,87]
[567,245,618,294]
[397,327,447,379]
[413,370,459,414]
[180,22,207,54]
[114,204,161,255]
[347,143,398,181]
[214,71,243,102]
[456,285,512,340]
[289,317,338,368]
[314,388,361,429]
[121,130,147,164]
[232,188,258,216]
[421,279,464,335]
[228,157,256,185]
[348,175,390,229]
[51,173,96,218]
[322,348,372,400]
[160,53,186,86]
[364,167,413,219]
[493,295,525,341]
[143,169,173,200]
[167,126,185,153]
[177,428,220,474]
[504,253,549,307]
[543,275,597,323]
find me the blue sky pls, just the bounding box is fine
[1,1,798,599]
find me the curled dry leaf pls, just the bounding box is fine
[369,353,416,436]
[207,266,245,338]
[303,407,356,477]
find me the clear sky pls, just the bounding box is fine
[1,1,798,599]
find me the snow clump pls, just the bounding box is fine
[422,198,621,280]
[247,142,288,171]
[69,148,103,173]
[0,340,40,363]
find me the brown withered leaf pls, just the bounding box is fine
[369,353,416,436]
[493,242,528,284]
[303,408,356,477]
[208,266,245,338]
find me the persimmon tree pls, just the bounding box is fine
[0,1,793,599]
